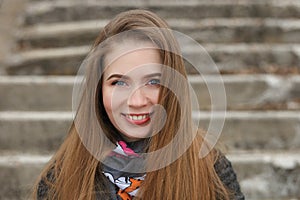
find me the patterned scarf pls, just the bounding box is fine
[102,140,146,200]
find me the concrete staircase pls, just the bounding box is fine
[1,0,300,199]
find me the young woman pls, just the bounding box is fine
[32,10,244,200]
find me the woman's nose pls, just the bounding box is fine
[127,87,148,107]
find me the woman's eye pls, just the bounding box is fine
[147,79,160,86]
[112,80,127,86]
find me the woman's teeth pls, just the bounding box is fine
[127,114,148,120]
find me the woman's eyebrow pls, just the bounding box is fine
[106,73,161,81]
[106,74,129,81]
[143,73,161,79]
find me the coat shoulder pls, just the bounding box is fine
[36,168,55,200]
[214,153,245,200]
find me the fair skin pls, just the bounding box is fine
[102,42,162,142]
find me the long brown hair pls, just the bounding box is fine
[32,10,230,199]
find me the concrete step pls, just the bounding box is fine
[17,18,300,49]
[0,111,300,153]
[22,0,300,25]
[0,151,299,199]
[0,76,73,111]
[1,75,300,111]
[228,151,300,200]
[0,111,70,153]
[5,44,300,75]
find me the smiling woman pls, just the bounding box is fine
[102,44,162,141]
[31,10,244,200]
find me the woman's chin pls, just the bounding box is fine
[119,128,152,142]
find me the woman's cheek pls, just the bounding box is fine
[102,88,113,114]
[149,89,160,104]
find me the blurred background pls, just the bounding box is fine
[0,0,300,199]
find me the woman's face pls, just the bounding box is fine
[102,42,162,142]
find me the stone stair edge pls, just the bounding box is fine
[1,73,300,82]
[1,110,300,120]
[17,18,300,40]
[1,150,299,167]
[26,0,300,11]
[0,111,72,120]
[7,43,300,63]
[1,74,300,95]
[192,110,300,119]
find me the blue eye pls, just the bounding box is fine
[112,80,127,86]
[148,79,160,85]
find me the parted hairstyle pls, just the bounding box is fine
[32,9,231,200]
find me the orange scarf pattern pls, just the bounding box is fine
[103,141,146,200]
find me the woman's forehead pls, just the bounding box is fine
[103,42,162,76]
[104,40,160,65]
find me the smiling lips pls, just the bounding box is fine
[124,113,151,125]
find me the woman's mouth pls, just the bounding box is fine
[123,113,151,125]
